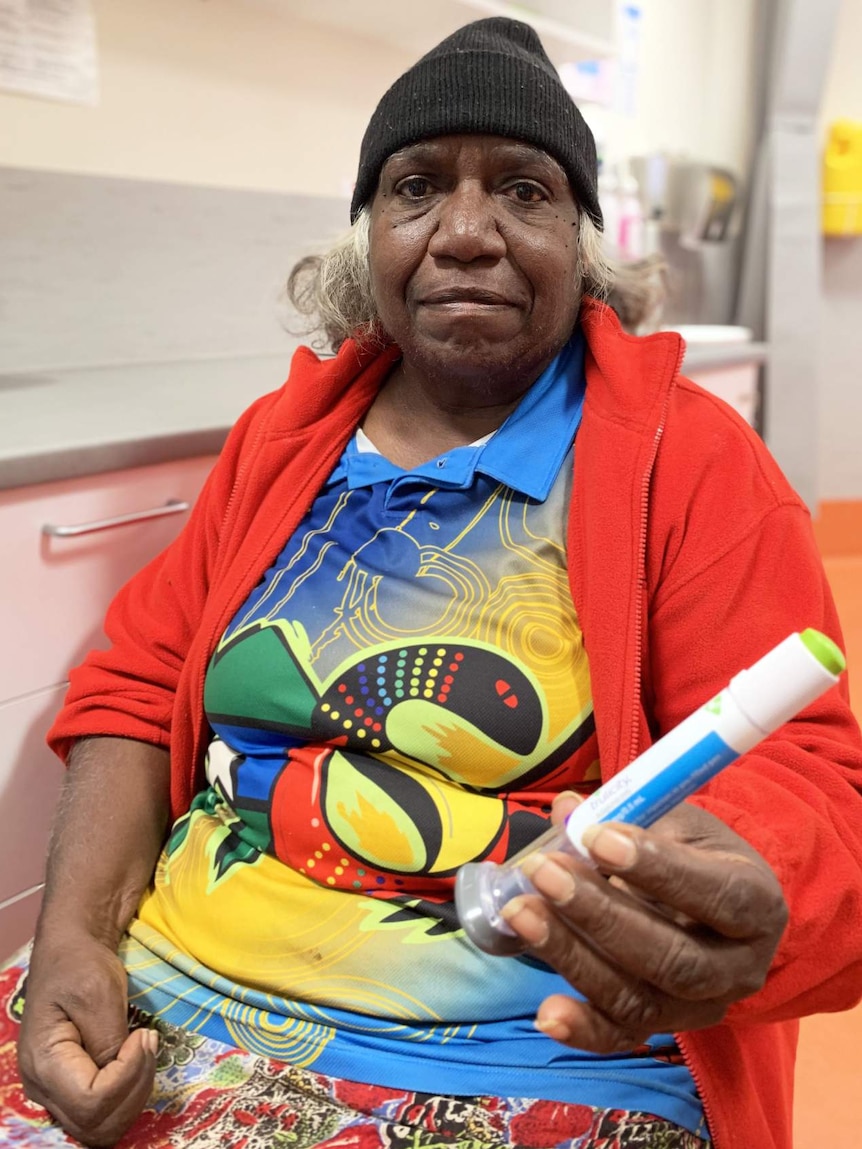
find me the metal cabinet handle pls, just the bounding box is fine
[42,498,190,538]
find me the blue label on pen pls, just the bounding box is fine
[598,731,739,828]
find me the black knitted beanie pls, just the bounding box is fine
[350,17,602,228]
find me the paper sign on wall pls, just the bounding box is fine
[0,0,98,106]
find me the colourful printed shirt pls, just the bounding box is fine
[129,334,706,1134]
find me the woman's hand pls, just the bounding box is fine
[500,799,789,1052]
[17,925,157,1147]
[15,737,171,1144]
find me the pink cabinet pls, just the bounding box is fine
[0,456,217,702]
[0,455,217,961]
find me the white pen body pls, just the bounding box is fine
[563,632,840,858]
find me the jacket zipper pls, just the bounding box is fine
[626,350,721,1144]
[677,1032,720,1146]
[627,372,674,765]
[221,420,265,541]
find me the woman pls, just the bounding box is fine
[3,17,862,1149]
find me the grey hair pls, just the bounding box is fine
[286,208,665,353]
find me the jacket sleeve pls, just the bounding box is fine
[645,385,862,1024]
[47,391,276,762]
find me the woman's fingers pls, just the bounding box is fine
[505,864,744,1011]
[18,933,158,1146]
[514,854,753,1001]
[534,992,723,1055]
[581,819,787,942]
[499,806,790,1046]
[24,1026,157,1148]
[501,882,731,1048]
[549,790,583,826]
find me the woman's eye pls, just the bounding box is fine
[396,176,432,199]
[509,181,546,203]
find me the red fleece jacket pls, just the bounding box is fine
[48,300,862,1149]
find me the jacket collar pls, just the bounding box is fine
[578,298,685,429]
[266,338,401,437]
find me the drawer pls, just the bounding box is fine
[0,685,67,906]
[0,886,41,966]
[0,455,216,702]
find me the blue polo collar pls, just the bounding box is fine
[329,330,586,502]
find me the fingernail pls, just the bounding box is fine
[519,852,544,879]
[582,826,637,869]
[557,790,582,803]
[535,1016,572,1041]
[522,858,576,906]
[147,1029,159,1056]
[499,897,549,946]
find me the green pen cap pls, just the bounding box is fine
[800,628,846,676]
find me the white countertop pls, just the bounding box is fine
[0,353,295,490]
[0,341,771,492]
[682,341,770,371]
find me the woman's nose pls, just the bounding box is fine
[427,185,507,263]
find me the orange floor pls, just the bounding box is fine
[793,552,862,1149]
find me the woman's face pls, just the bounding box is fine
[368,134,582,395]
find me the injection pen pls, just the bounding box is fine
[455,628,845,956]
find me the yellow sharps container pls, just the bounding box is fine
[823,120,862,237]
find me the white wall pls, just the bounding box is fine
[820,0,862,126]
[1,0,759,192]
[594,0,759,176]
[0,0,414,197]
[819,0,862,501]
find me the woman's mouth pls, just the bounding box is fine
[420,288,516,308]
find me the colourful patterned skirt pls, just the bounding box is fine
[0,949,710,1149]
